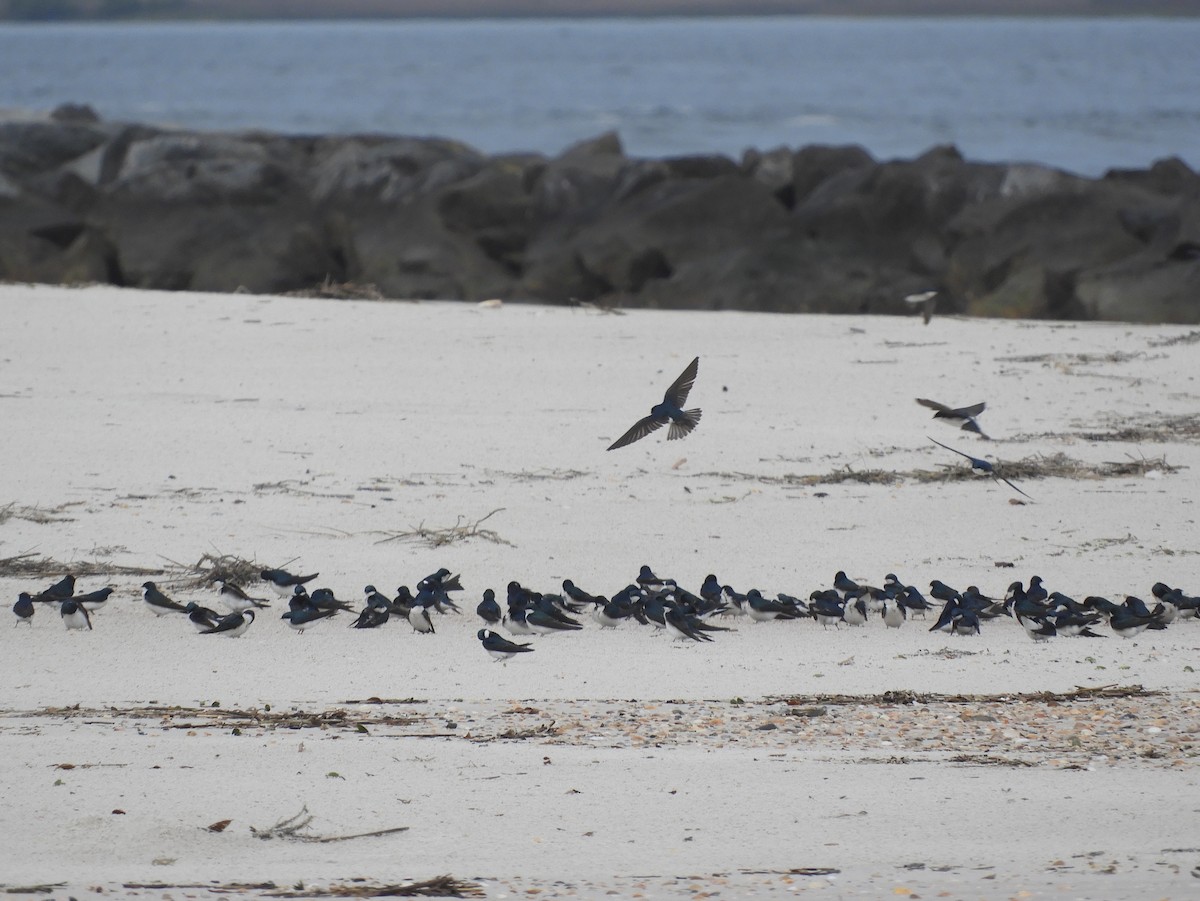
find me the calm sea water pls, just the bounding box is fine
[1,16,1197,176]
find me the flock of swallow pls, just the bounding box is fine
[8,355,1178,658]
[10,562,1196,662]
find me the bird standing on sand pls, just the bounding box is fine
[142,582,188,616]
[607,356,702,451]
[60,599,92,631]
[260,568,319,599]
[917,398,989,439]
[201,609,255,637]
[13,593,35,625]
[478,629,534,663]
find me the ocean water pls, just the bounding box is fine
[0,16,1197,176]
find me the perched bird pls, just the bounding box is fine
[363,585,399,616]
[950,607,981,636]
[917,398,989,439]
[899,585,934,619]
[260,568,319,598]
[809,591,846,629]
[142,582,188,616]
[184,601,223,632]
[664,606,713,642]
[478,629,534,663]
[929,437,1031,498]
[200,609,255,638]
[34,574,75,602]
[562,579,606,609]
[418,568,463,594]
[745,589,798,623]
[607,356,702,451]
[351,606,390,629]
[408,603,436,635]
[13,593,35,625]
[842,596,868,627]
[881,598,906,629]
[60,599,92,631]
[281,606,337,633]
[476,589,503,625]
[73,586,114,612]
[306,587,352,612]
[635,565,667,591]
[832,571,861,599]
[215,580,271,612]
[526,608,584,635]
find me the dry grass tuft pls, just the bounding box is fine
[373,508,513,548]
[285,277,387,301]
[0,552,162,578]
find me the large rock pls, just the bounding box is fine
[0,115,1197,322]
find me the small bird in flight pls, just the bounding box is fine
[929,436,1031,499]
[607,356,702,451]
[917,397,989,439]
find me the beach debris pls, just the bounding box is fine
[373,508,512,548]
[263,875,485,897]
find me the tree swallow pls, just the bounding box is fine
[607,356,702,451]
[917,398,989,439]
[13,593,35,625]
[200,609,255,637]
[73,586,114,612]
[477,589,503,625]
[408,603,436,634]
[34,574,75,602]
[281,605,337,633]
[216,580,271,612]
[260,568,319,598]
[142,582,188,616]
[184,601,223,632]
[478,628,534,663]
[929,436,1031,498]
[60,599,92,631]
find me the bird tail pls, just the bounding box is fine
[668,409,702,440]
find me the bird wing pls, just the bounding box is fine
[928,435,975,462]
[916,398,952,414]
[663,356,700,407]
[607,414,667,451]
[953,402,986,417]
[996,476,1032,499]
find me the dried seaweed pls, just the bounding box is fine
[770,684,1157,707]
[174,551,263,589]
[0,552,162,578]
[266,875,485,898]
[373,508,513,548]
[0,502,81,525]
[1072,413,1200,443]
[284,277,387,301]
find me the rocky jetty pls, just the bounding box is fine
[1,105,1197,321]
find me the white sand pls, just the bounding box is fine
[1,284,1199,899]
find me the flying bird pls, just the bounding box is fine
[929,436,1031,499]
[903,289,938,324]
[607,356,702,451]
[917,398,989,439]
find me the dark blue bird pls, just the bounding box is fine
[478,629,534,663]
[929,436,1031,498]
[351,606,389,629]
[917,398,989,439]
[260,568,319,599]
[477,589,503,625]
[73,586,114,612]
[60,599,92,631]
[607,356,702,451]
[13,592,34,625]
[282,605,338,633]
[34,574,75,602]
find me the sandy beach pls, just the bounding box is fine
[2,284,1198,899]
